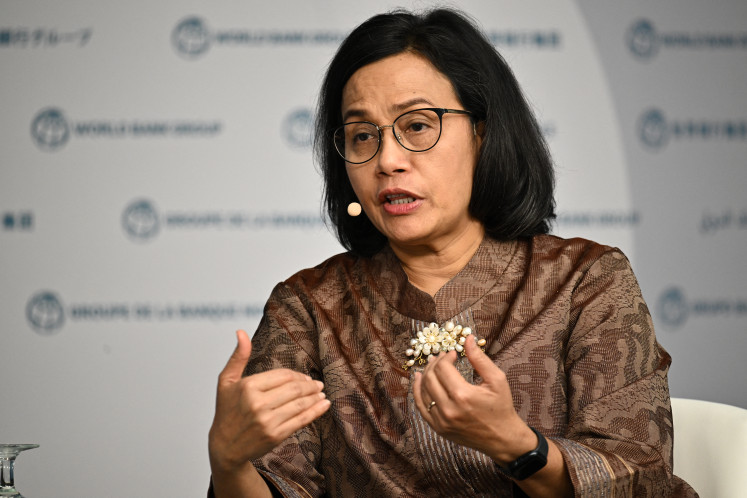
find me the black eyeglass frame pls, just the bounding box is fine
[333,107,473,165]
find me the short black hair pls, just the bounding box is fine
[315,8,555,256]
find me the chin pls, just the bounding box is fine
[386,231,439,249]
[377,221,430,243]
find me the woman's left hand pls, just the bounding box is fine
[412,334,537,464]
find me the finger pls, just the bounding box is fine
[421,349,452,378]
[413,371,441,423]
[247,367,315,393]
[272,397,331,441]
[412,371,427,414]
[235,395,331,459]
[464,335,501,383]
[421,358,457,408]
[414,363,452,423]
[263,389,330,431]
[219,329,253,385]
[261,378,325,411]
[427,350,467,398]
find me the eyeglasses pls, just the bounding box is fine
[333,107,472,164]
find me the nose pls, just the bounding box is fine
[374,125,409,175]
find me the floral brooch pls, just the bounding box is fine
[403,320,486,370]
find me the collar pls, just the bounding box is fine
[368,236,518,322]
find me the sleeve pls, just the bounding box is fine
[210,282,327,498]
[554,249,697,497]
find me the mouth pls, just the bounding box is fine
[378,189,421,215]
[386,194,417,205]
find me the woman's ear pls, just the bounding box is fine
[473,121,486,150]
[474,120,486,139]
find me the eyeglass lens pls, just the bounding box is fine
[334,109,443,164]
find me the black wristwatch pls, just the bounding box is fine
[497,426,549,481]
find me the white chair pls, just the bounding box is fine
[671,397,747,497]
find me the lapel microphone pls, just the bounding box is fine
[347,202,362,217]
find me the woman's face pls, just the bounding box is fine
[341,52,483,251]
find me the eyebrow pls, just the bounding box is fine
[342,97,436,122]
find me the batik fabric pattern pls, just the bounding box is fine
[210,235,697,497]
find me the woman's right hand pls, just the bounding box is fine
[208,330,330,495]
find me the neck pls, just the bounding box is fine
[389,222,485,296]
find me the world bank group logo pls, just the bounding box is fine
[172,16,211,58]
[31,108,71,151]
[626,18,747,60]
[24,290,264,332]
[170,17,346,60]
[627,19,658,60]
[122,199,160,241]
[637,108,747,150]
[26,291,65,334]
[283,108,313,148]
[30,107,223,151]
[637,108,668,150]
[657,287,688,329]
[120,198,324,242]
[656,286,747,329]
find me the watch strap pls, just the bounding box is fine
[496,426,549,481]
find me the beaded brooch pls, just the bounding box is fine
[403,320,486,370]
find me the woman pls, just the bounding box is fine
[208,9,697,497]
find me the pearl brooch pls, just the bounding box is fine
[403,320,485,370]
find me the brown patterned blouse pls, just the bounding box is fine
[224,235,698,497]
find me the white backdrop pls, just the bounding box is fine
[1,1,745,496]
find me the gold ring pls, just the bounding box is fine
[427,401,437,412]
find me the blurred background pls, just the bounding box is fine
[2,1,745,495]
